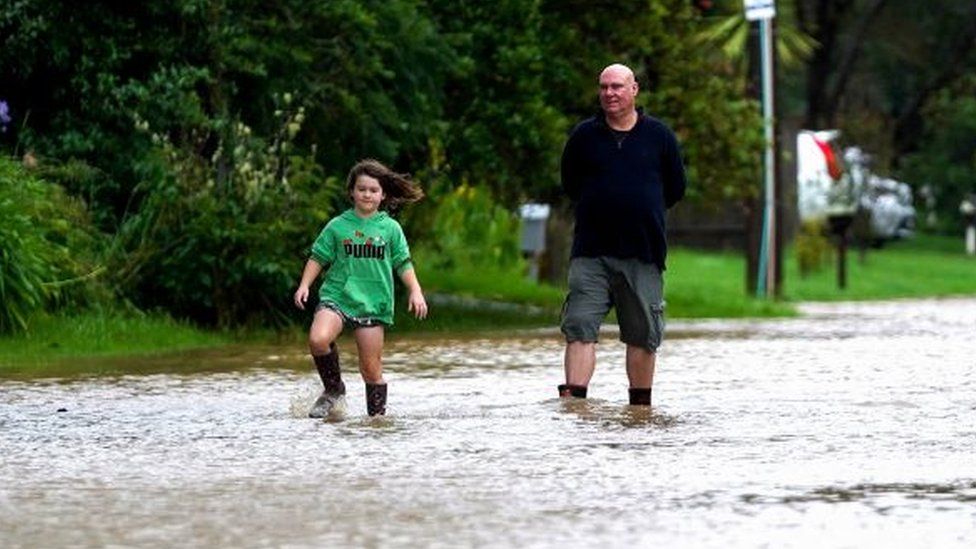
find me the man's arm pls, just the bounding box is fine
[663,130,687,208]
[561,129,583,201]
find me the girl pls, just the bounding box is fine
[293,159,427,417]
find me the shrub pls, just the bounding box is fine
[794,219,831,277]
[113,94,339,328]
[414,183,524,274]
[0,158,105,333]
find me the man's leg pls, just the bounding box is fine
[559,258,611,399]
[610,257,663,407]
[562,341,597,397]
[626,345,655,405]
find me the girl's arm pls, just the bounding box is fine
[293,259,324,310]
[400,268,428,319]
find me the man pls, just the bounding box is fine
[558,63,686,406]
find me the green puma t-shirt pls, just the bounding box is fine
[309,209,413,325]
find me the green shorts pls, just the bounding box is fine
[560,256,665,351]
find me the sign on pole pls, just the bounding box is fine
[744,0,776,21]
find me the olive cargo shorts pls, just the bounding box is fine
[560,256,665,351]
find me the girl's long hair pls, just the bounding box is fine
[346,159,423,211]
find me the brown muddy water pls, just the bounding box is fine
[2,298,975,548]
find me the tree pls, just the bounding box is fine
[0,0,457,326]
[426,0,569,204]
[792,0,976,162]
[0,0,455,225]
[542,0,765,208]
[900,76,976,233]
[796,0,889,129]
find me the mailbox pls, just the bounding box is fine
[519,203,550,254]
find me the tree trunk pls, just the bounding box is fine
[801,0,854,129]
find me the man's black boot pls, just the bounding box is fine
[558,384,588,398]
[628,387,652,406]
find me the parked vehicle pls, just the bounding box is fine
[796,130,915,242]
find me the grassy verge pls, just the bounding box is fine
[783,233,976,300]
[394,261,564,333]
[667,233,976,310]
[0,310,229,372]
[666,248,797,318]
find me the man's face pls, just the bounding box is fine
[599,68,637,117]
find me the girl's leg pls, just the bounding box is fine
[354,325,386,415]
[308,309,346,418]
[353,325,385,383]
[309,308,344,355]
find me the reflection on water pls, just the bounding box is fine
[2,297,976,548]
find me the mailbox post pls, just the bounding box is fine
[827,212,855,289]
[961,195,976,256]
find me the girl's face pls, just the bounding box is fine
[351,174,385,216]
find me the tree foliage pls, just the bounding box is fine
[687,0,976,230]
[542,0,765,205]
[426,0,569,204]
[0,159,105,334]
[0,0,787,326]
[789,0,976,228]
[900,76,976,233]
[112,94,340,328]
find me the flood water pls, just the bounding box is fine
[2,297,975,548]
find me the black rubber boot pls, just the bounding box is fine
[558,384,588,398]
[309,344,346,418]
[628,388,652,406]
[365,382,387,416]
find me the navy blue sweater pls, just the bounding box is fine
[561,111,687,270]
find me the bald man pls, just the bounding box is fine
[558,63,687,406]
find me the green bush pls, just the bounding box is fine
[415,183,524,274]
[899,77,976,234]
[0,158,105,333]
[113,94,340,328]
[794,219,831,277]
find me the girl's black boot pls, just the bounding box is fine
[309,344,346,418]
[365,382,387,416]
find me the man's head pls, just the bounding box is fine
[599,64,638,118]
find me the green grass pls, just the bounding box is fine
[395,253,566,332]
[783,233,976,301]
[0,310,229,372]
[667,247,797,318]
[667,233,976,312]
[391,294,559,334]
[414,254,566,306]
[414,234,976,320]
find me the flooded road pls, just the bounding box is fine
[2,297,975,548]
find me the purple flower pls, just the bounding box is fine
[0,100,10,133]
